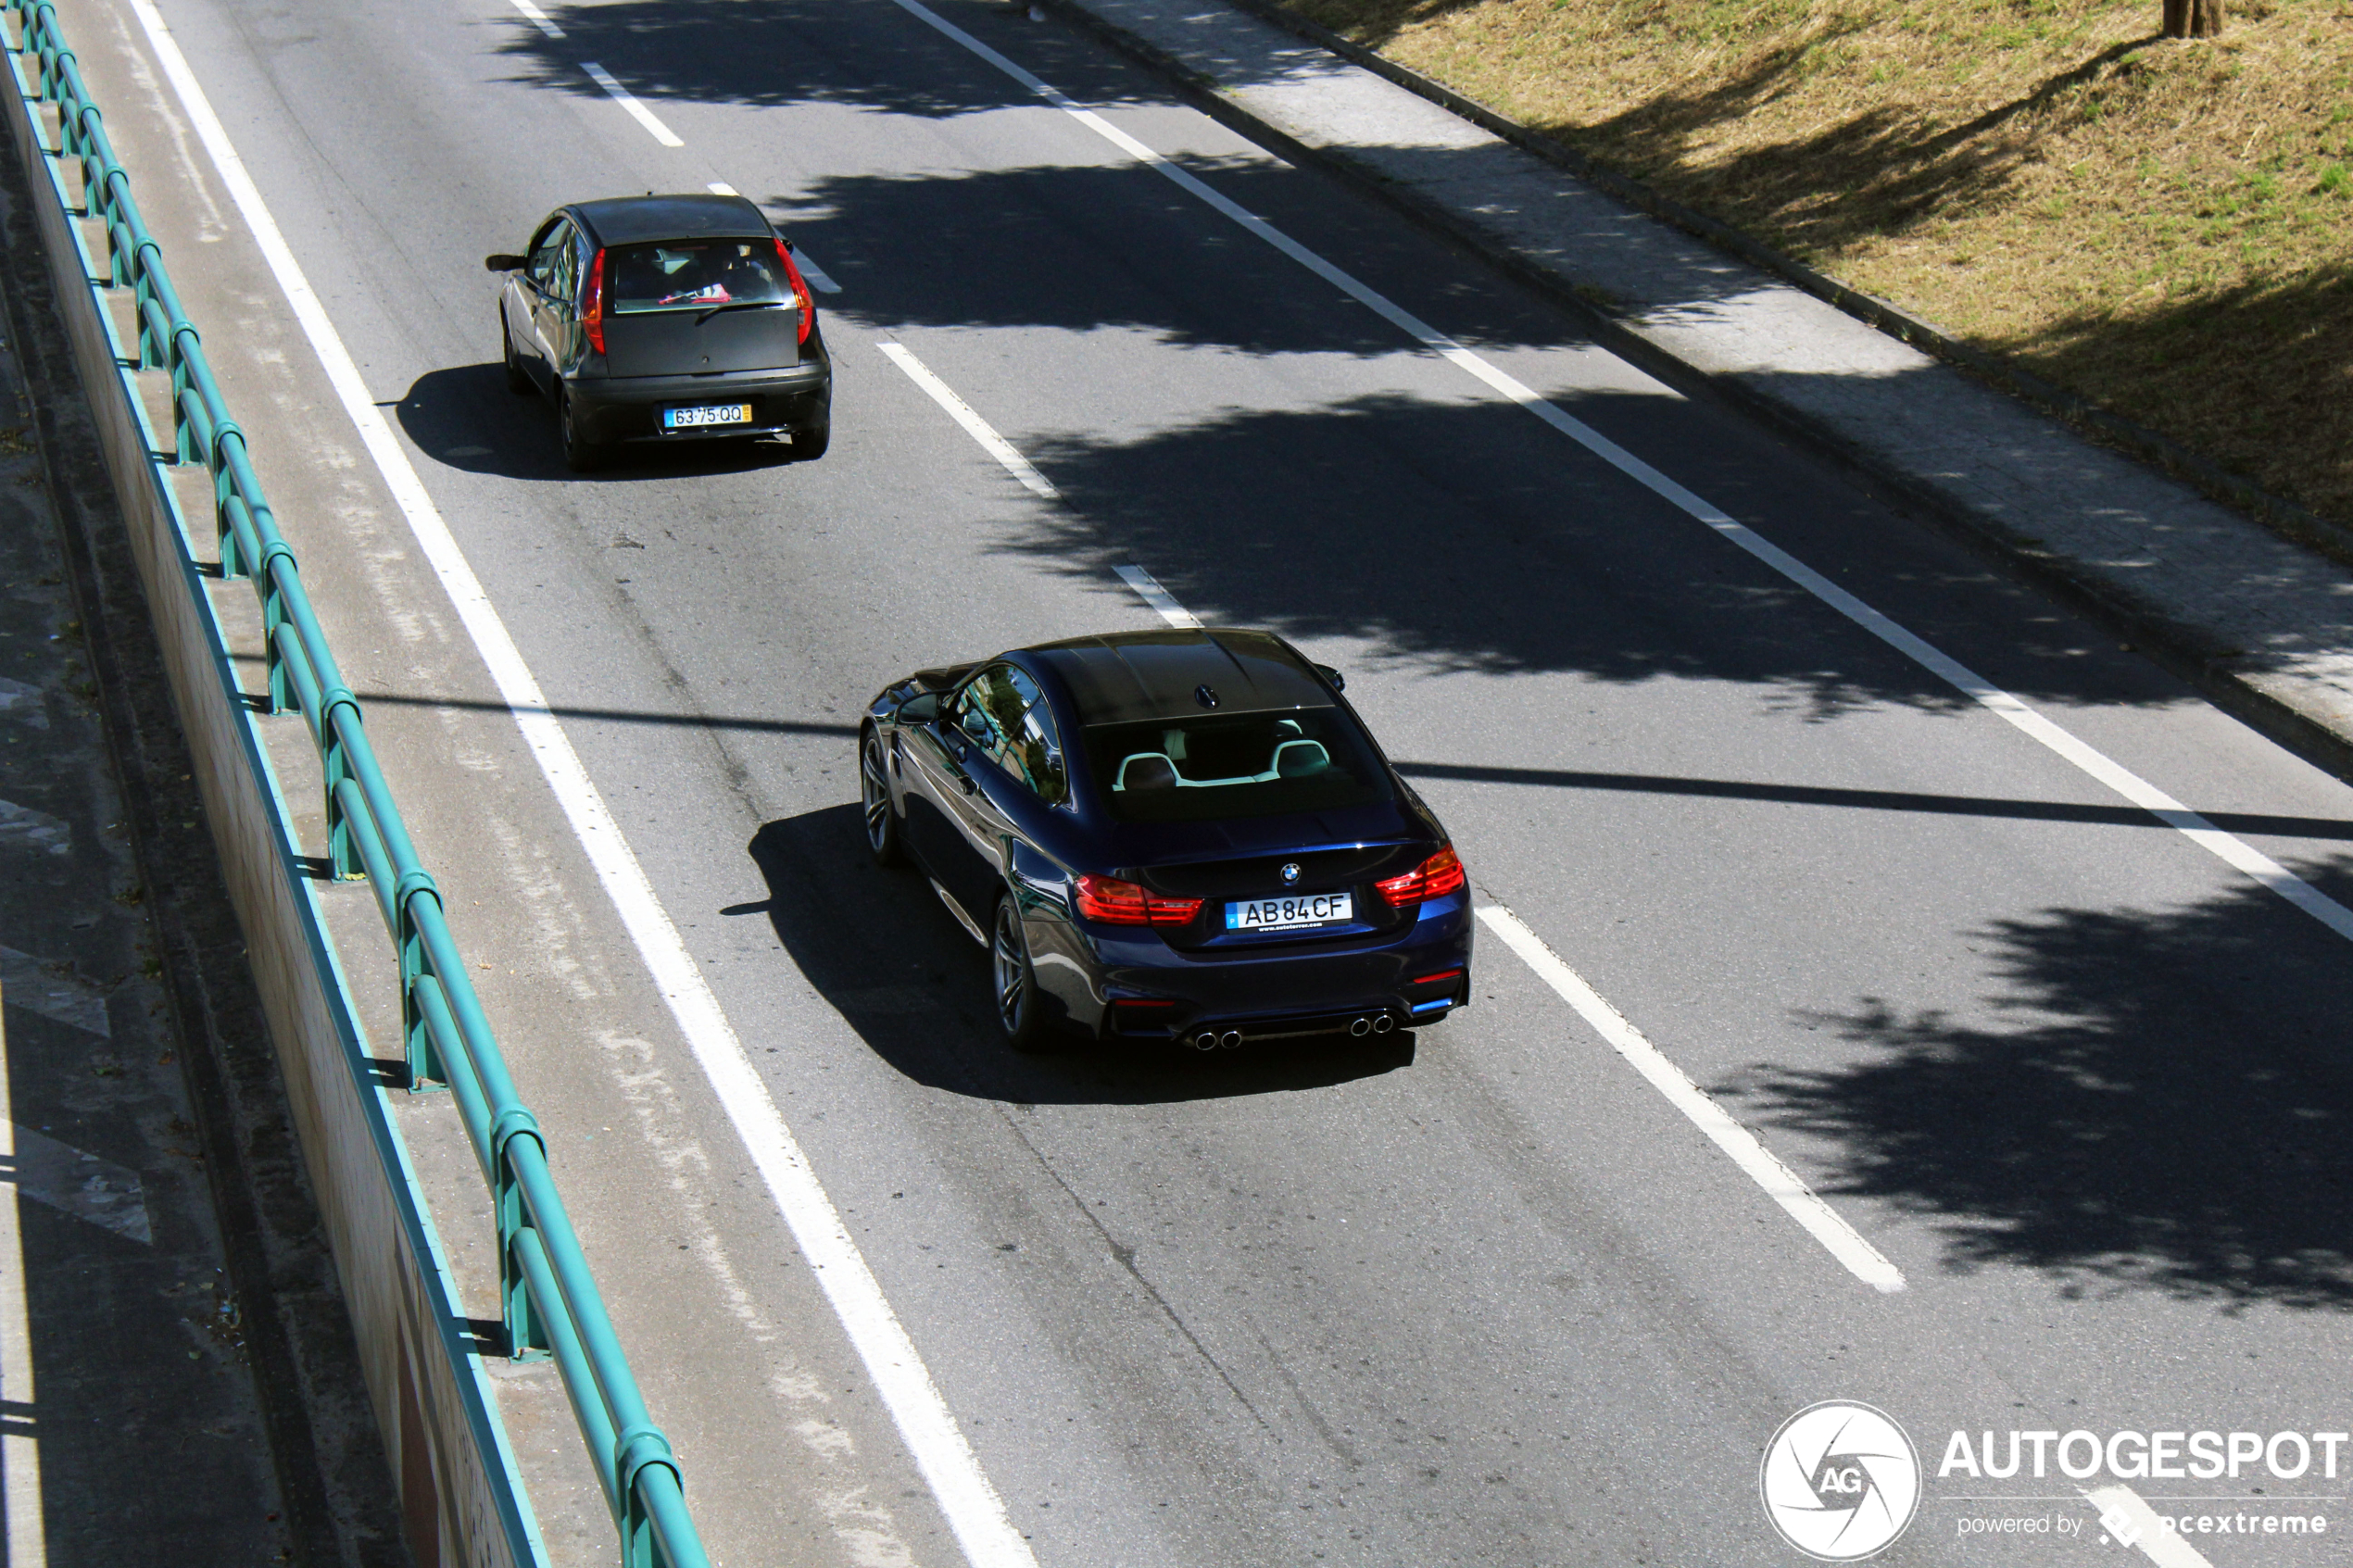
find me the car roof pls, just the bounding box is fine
[570,194,774,246]
[1024,629,1331,726]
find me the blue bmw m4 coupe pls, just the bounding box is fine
[861,628,1472,1052]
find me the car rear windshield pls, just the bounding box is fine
[1085,708,1390,823]
[607,239,789,314]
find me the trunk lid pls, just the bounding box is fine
[602,304,800,378]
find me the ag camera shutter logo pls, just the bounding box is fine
[1760,1401,1921,1561]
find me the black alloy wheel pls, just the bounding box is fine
[560,390,605,472]
[501,313,531,395]
[861,730,901,866]
[992,894,1049,1053]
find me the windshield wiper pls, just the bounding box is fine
[694,299,787,324]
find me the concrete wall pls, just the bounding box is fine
[4,47,541,1568]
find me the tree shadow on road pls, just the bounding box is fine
[1721,857,2353,1311]
[991,389,2027,716]
[494,0,1158,119]
[765,159,1589,357]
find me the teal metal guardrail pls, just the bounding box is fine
[3,6,711,1564]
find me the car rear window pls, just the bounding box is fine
[607,240,789,314]
[1085,708,1390,823]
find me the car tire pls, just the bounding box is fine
[501,314,532,395]
[560,390,607,473]
[789,420,830,462]
[860,729,903,867]
[992,893,1052,1054]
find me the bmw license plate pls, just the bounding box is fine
[1226,893,1353,931]
[662,403,752,430]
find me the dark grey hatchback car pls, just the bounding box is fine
[485,194,832,471]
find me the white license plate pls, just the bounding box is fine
[662,403,753,430]
[1226,892,1353,930]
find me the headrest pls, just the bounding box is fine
[1272,739,1330,778]
[1117,753,1179,791]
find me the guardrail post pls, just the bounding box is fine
[616,1427,684,1568]
[255,537,302,717]
[490,1110,551,1362]
[392,869,448,1093]
[169,343,202,464]
[321,693,370,879]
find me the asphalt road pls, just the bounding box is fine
[56,0,2353,1561]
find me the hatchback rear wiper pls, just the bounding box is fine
[694,299,788,324]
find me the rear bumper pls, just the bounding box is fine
[1038,894,1475,1045]
[566,359,831,444]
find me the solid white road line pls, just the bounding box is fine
[2084,1486,2219,1568]
[877,342,1059,497]
[882,0,2353,949]
[125,6,1038,1566]
[1476,906,1907,1293]
[0,1007,46,1568]
[1115,564,1201,629]
[579,61,683,147]
[507,0,563,39]
[703,186,843,293]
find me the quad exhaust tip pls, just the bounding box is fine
[1194,1017,1392,1048]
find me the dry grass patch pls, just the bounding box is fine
[1280,0,2353,524]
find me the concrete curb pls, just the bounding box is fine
[1030,0,2353,784]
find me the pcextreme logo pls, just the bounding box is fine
[1761,1401,1923,1561]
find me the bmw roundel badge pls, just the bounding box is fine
[1280,862,1302,884]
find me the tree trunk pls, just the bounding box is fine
[2163,0,2225,37]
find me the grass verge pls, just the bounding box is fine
[1276,0,2353,526]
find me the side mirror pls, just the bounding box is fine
[484,253,526,272]
[897,692,939,724]
[1314,663,1346,693]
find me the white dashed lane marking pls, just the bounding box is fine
[507,0,562,38]
[1114,565,1200,629]
[877,342,1057,497]
[581,61,682,147]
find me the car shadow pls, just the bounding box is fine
[736,804,1416,1106]
[393,363,804,481]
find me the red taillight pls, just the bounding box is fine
[1374,846,1466,908]
[774,238,814,345]
[1075,874,1202,926]
[582,247,607,354]
[1410,968,1465,986]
